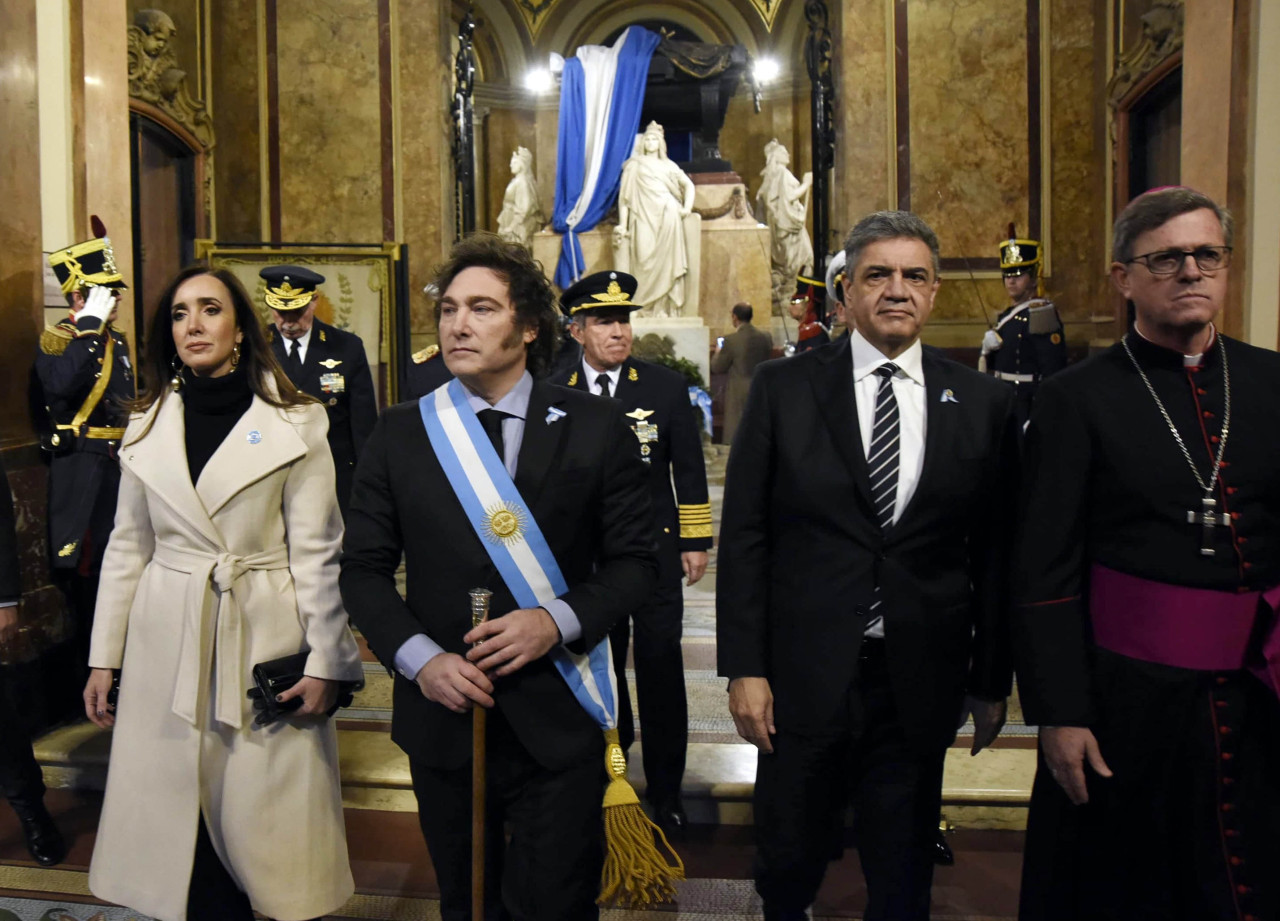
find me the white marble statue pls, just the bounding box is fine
[614,122,700,317]
[756,139,814,311]
[496,147,545,250]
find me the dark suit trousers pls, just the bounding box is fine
[409,706,606,921]
[753,642,945,921]
[610,578,687,803]
[0,672,43,803]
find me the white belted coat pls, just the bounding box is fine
[87,387,363,921]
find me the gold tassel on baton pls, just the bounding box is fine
[469,587,492,921]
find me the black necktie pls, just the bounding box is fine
[478,409,506,460]
[866,362,900,634]
[597,374,613,399]
[286,339,303,376]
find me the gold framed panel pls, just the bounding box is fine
[194,240,405,405]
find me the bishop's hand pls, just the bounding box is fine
[1040,726,1113,805]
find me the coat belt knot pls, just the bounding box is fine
[155,539,291,729]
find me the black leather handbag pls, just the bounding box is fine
[246,652,364,727]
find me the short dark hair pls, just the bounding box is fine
[1112,187,1234,263]
[731,302,753,323]
[129,265,313,440]
[430,233,559,377]
[843,210,941,277]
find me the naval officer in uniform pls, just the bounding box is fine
[978,229,1067,428]
[261,265,377,518]
[550,270,712,836]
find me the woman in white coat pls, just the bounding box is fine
[82,266,363,921]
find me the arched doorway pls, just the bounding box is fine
[129,104,208,361]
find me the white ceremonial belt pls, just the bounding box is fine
[994,371,1037,384]
[153,539,290,729]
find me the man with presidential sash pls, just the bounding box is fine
[550,270,712,836]
[261,264,377,519]
[1013,187,1280,919]
[341,235,664,920]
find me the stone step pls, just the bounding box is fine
[32,721,1033,829]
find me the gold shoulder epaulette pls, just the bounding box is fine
[412,344,440,364]
[40,324,74,356]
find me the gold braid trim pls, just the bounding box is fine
[597,727,684,908]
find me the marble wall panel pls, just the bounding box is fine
[907,0,1030,285]
[834,0,892,235]
[1047,0,1107,327]
[276,0,382,243]
[0,0,43,446]
[210,0,261,241]
[397,0,453,340]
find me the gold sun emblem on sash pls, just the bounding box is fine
[482,502,527,545]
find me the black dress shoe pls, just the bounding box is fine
[9,798,67,867]
[932,824,955,866]
[649,796,688,841]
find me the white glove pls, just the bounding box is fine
[79,286,116,324]
[981,329,1002,354]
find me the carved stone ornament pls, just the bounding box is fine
[128,9,214,149]
[1107,1,1185,107]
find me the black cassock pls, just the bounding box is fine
[1012,331,1280,921]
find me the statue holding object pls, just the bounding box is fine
[614,122,701,318]
[756,139,814,312]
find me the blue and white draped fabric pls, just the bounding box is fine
[689,386,712,437]
[419,380,618,729]
[552,26,661,290]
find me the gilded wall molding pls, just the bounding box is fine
[1107,1,1184,106]
[127,8,215,149]
[746,0,782,32]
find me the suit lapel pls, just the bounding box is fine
[894,351,953,529]
[122,396,223,548]
[515,381,569,515]
[196,396,308,517]
[810,337,874,509]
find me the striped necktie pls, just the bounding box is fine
[866,362,900,634]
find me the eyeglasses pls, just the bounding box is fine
[1127,246,1232,275]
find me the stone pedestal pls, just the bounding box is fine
[632,317,711,389]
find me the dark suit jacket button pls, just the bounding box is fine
[329,397,337,406]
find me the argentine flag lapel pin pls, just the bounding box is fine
[545,406,567,425]
[940,389,959,404]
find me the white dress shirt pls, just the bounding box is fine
[391,371,582,681]
[583,360,621,396]
[284,326,313,365]
[851,329,927,524]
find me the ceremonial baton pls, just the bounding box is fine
[469,587,492,921]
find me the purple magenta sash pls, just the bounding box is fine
[1089,564,1280,697]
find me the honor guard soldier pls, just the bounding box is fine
[261,265,377,518]
[979,226,1067,427]
[551,270,712,836]
[785,275,831,356]
[34,222,134,682]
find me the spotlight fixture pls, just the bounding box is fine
[753,56,781,85]
[524,67,554,94]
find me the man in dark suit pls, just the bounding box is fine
[712,301,774,445]
[1,456,67,866]
[261,265,377,518]
[340,236,656,921]
[717,211,1018,921]
[550,270,711,835]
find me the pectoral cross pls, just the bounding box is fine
[1187,496,1231,557]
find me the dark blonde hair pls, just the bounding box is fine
[127,265,314,441]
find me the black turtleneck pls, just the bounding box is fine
[182,369,254,485]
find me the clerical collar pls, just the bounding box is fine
[1128,323,1219,371]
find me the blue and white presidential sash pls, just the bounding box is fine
[419,379,618,730]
